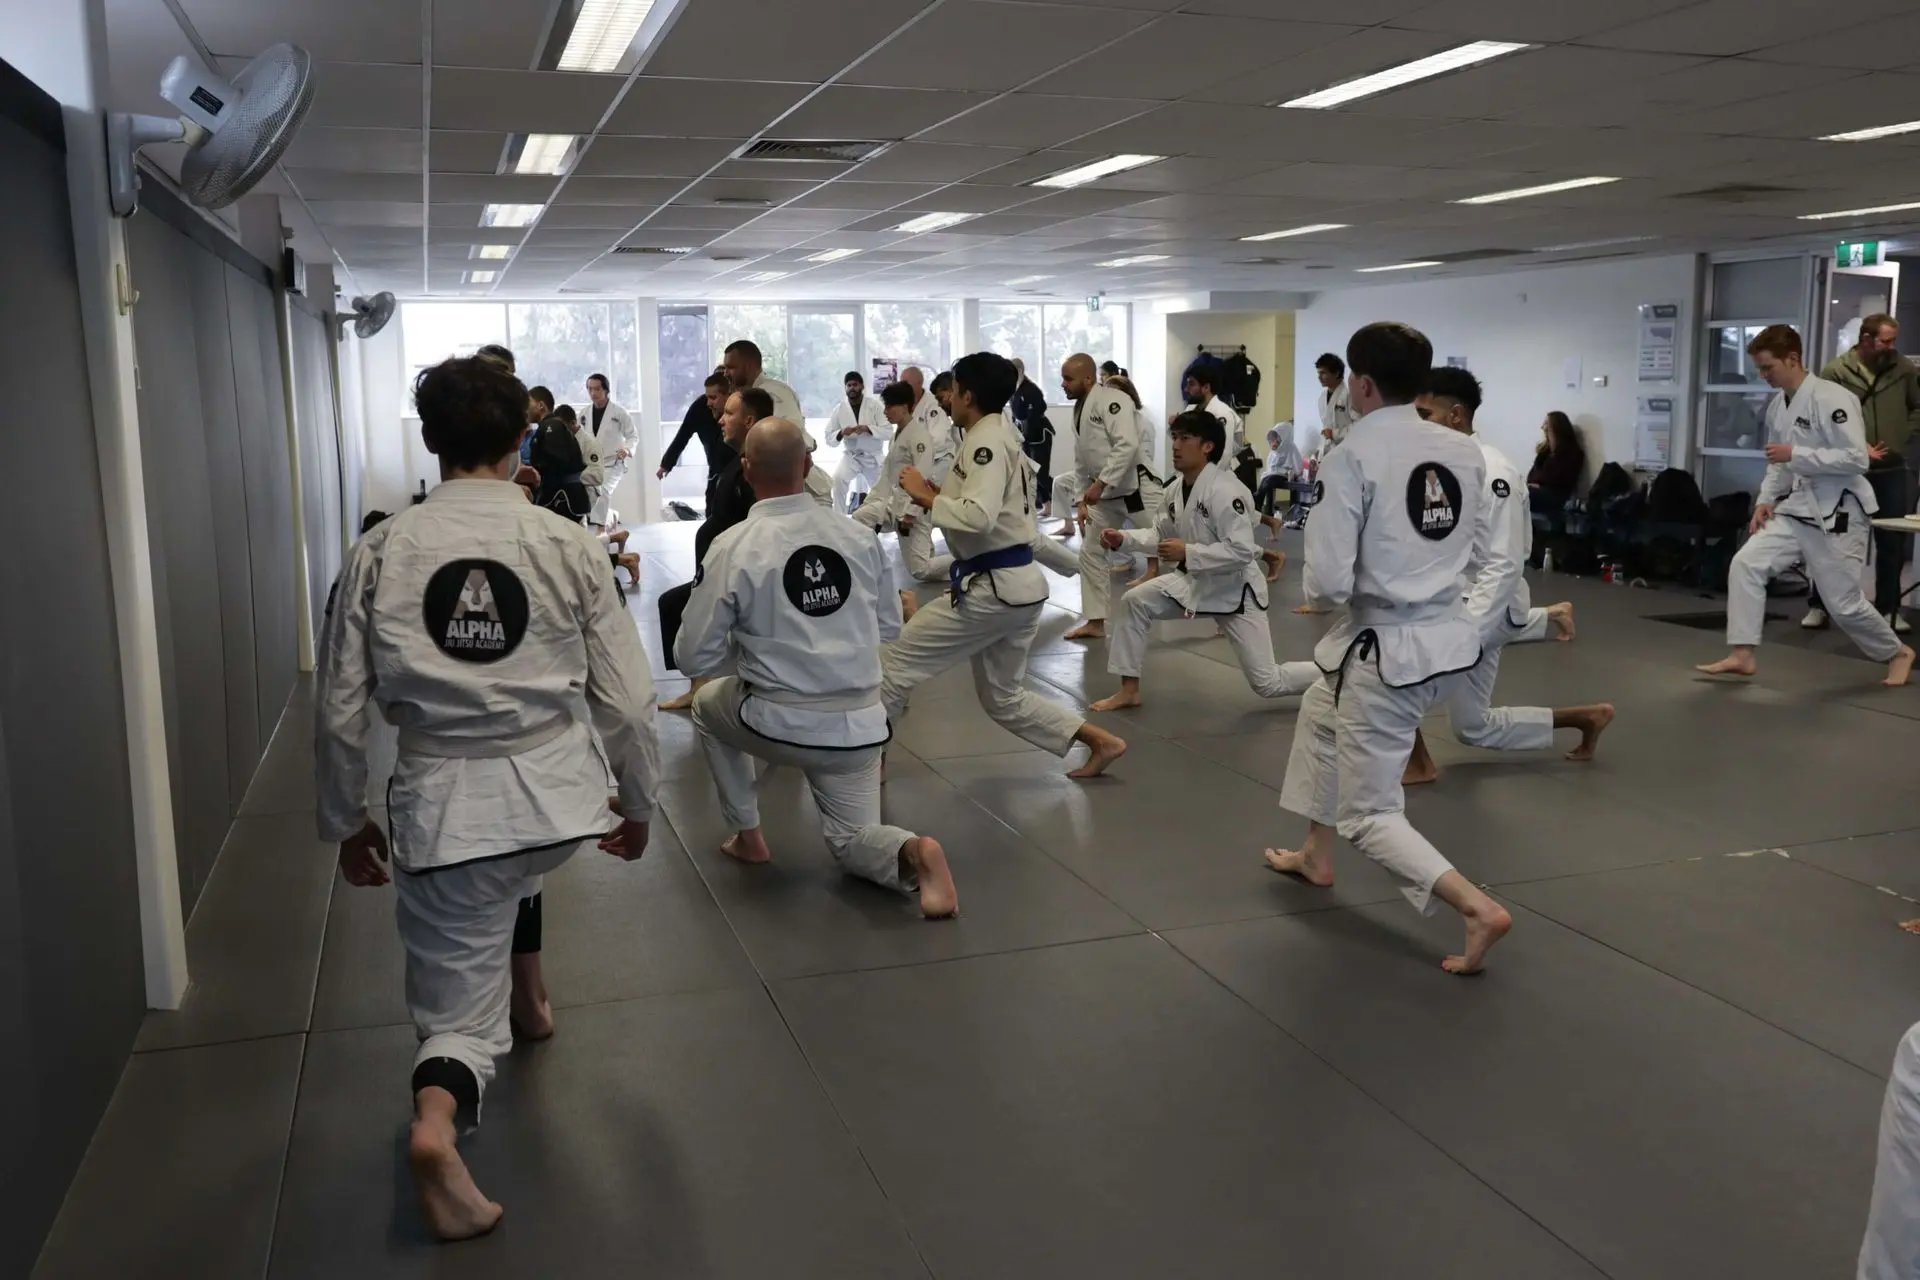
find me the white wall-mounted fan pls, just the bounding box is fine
[108,45,315,218]
[338,292,396,341]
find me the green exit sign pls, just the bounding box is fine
[1837,240,1885,267]
[1086,294,1102,312]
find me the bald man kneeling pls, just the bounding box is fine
[674,419,958,917]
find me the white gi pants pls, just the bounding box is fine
[1729,517,1901,660]
[1280,664,1460,914]
[1108,579,1317,700]
[881,589,1082,756]
[1079,496,1134,621]
[589,459,628,525]
[833,451,882,513]
[394,841,578,1122]
[690,678,917,893]
[928,535,1079,582]
[1862,1020,1920,1279]
[1443,634,1553,751]
[1512,608,1550,644]
[901,518,944,584]
[1052,474,1081,525]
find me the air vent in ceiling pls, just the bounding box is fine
[710,196,774,207]
[1674,182,1800,204]
[738,139,889,163]
[1428,248,1531,264]
[1233,257,1294,266]
[1302,264,1336,271]
[707,254,749,262]
[612,245,691,255]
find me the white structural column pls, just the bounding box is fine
[959,298,981,356]
[10,0,189,1006]
[632,297,662,524]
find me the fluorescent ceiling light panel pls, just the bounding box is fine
[1096,254,1169,267]
[1004,274,1053,285]
[471,244,513,259]
[1357,261,1441,273]
[1537,235,1655,252]
[1281,41,1531,109]
[802,248,860,262]
[1241,223,1347,242]
[741,270,789,282]
[1820,120,1920,142]
[466,270,498,283]
[481,203,545,227]
[893,211,975,233]
[1454,176,1619,205]
[1030,154,1164,189]
[558,0,659,72]
[1798,200,1920,221]
[513,133,577,176]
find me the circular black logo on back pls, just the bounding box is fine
[783,545,852,617]
[1491,477,1511,499]
[1832,408,1850,425]
[1407,463,1464,541]
[423,560,530,663]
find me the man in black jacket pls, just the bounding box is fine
[657,386,774,709]
[656,371,734,496]
[1009,357,1052,509]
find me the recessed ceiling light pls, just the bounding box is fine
[481,203,544,228]
[1820,120,1920,142]
[1280,41,1532,109]
[512,133,578,176]
[466,270,498,283]
[1536,234,1656,252]
[893,211,976,234]
[1454,176,1620,205]
[1240,223,1348,242]
[802,248,860,263]
[740,270,789,283]
[558,0,659,72]
[1004,274,1054,285]
[1095,254,1169,268]
[1798,200,1920,221]
[1030,154,1165,189]
[471,244,513,260]
[1356,261,1442,273]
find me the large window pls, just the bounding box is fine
[1042,303,1125,382]
[1699,258,1807,500]
[980,303,1042,388]
[789,309,857,429]
[400,303,509,411]
[864,302,950,376]
[658,306,713,500]
[399,301,637,419]
[712,304,789,381]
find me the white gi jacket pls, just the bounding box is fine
[676,492,900,749]
[1204,395,1245,473]
[854,413,956,530]
[1303,404,1485,687]
[1135,407,1165,483]
[938,412,1048,608]
[1074,389,1142,500]
[1118,465,1266,614]
[314,480,661,871]
[1758,377,1877,530]
[827,394,890,462]
[1318,382,1354,453]
[574,422,606,490]
[1464,435,1531,642]
[590,400,636,469]
[753,373,805,432]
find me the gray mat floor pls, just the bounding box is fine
[33,520,1920,1279]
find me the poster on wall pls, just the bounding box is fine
[1637,302,1680,384]
[869,358,900,393]
[1445,355,1468,369]
[1636,396,1674,469]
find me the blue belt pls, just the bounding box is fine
[949,544,1033,606]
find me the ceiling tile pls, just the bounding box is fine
[1341,46,1706,121]
[294,62,423,130]
[534,203,650,229]
[601,77,814,138]
[428,174,562,203]
[919,93,1161,150]
[284,169,421,201]
[1184,0,1426,23]
[786,180,944,210]
[556,176,692,205]
[678,176,825,206]
[650,206,769,229]
[850,143,1025,184]
[646,0,931,80]
[1192,25,1465,107]
[1513,57,1863,129]
[307,200,425,227]
[1583,0,1913,56]
[431,69,624,133]
[771,86,989,140]
[1394,0,1696,42]
[432,0,551,68]
[571,136,743,178]
[842,2,1153,93]
[181,0,417,62]
[283,126,422,173]
[1030,15,1359,102]
[429,130,512,173]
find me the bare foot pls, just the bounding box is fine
[1564,704,1616,761]
[1442,902,1513,975]
[903,836,958,919]
[1293,602,1329,615]
[1547,601,1575,642]
[409,1117,503,1242]
[1402,757,1439,786]
[658,689,697,711]
[1901,919,1920,935]
[899,591,918,622]
[1064,620,1106,641]
[1067,726,1127,779]
[721,830,772,864]
[1264,846,1334,887]
[1884,645,1916,688]
[1089,687,1142,712]
[1263,549,1287,582]
[1696,653,1756,678]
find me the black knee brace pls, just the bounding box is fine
[512,892,542,954]
[411,1056,480,1123]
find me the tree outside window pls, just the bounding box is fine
[864,302,949,377]
[712,305,789,381]
[980,303,1043,395]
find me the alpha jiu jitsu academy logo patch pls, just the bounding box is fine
[1407,463,1464,541]
[783,545,852,618]
[1491,478,1511,499]
[422,560,530,663]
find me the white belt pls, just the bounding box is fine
[743,683,881,712]
[397,715,571,759]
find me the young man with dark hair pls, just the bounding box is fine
[1315,352,1352,453]
[475,344,515,372]
[585,373,635,525]
[855,379,957,599]
[316,355,658,1241]
[1698,324,1914,685]
[1400,366,1613,785]
[1184,362,1244,475]
[828,369,888,512]
[658,370,733,489]
[1090,409,1317,712]
[1266,322,1514,974]
[881,352,1127,778]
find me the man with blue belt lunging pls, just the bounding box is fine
[881,352,1128,779]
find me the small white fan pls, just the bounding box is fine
[338,292,396,341]
[108,45,315,217]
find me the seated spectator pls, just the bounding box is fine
[529,395,590,521]
[1527,411,1587,567]
[1255,425,1303,534]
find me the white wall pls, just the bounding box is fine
[1293,254,1700,484]
[350,320,418,513]
[1164,311,1294,439]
